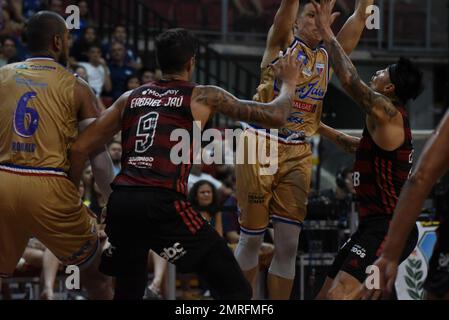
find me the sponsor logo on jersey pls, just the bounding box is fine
[316,63,325,75]
[287,112,305,124]
[15,77,48,87]
[296,81,326,101]
[292,101,317,113]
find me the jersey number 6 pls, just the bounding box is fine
[13,91,39,138]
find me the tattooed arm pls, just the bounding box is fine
[191,84,294,128]
[324,35,399,123]
[318,122,360,154]
[311,0,400,124]
[192,46,302,128]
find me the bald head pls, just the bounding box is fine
[25,11,67,55]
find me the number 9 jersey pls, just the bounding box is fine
[113,79,197,197]
[0,58,78,173]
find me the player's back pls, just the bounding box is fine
[113,79,197,196]
[0,58,78,173]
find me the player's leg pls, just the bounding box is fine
[146,250,168,299]
[99,189,151,300]
[234,131,273,297]
[40,248,60,300]
[267,145,311,299]
[267,220,301,299]
[327,271,364,300]
[315,235,354,299]
[0,171,31,278]
[149,196,252,300]
[196,238,252,300]
[29,176,113,299]
[327,220,418,300]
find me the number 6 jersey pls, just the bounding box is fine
[0,58,78,173]
[113,79,197,196]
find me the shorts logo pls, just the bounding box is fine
[248,193,264,204]
[351,244,367,259]
[160,242,186,263]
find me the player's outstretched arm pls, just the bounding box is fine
[311,0,399,124]
[362,109,449,300]
[266,0,299,51]
[191,47,302,128]
[70,90,131,189]
[318,122,360,154]
[336,0,374,54]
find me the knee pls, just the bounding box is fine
[234,233,264,270]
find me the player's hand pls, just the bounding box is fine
[360,255,399,300]
[270,45,304,87]
[310,0,340,40]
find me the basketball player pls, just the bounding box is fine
[311,0,424,299]
[0,11,114,299]
[67,28,304,300]
[234,0,374,299]
[362,108,449,300]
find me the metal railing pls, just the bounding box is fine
[142,0,448,54]
[97,0,260,127]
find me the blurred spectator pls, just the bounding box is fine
[125,74,141,91]
[140,67,162,84]
[0,36,20,66]
[107,141,122,176]
[74,64,106,111]
[71,26,98,62]
[232,0,264,17]
[78,44,112,97]
[47,0,65,17]
[334,166,356,227]
[74,64,88,81]
[188,164,222,191]
[71,0,94,41]
[189,180,223,236]
[108,41,135,100]
[103,25,142,70]
[8,0,43,23]
[0,4,25,38]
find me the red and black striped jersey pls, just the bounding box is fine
[113,79,197,196]
[353,105,413,220]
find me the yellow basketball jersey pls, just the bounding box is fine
[0,58,78,173]
[251,38,330,143]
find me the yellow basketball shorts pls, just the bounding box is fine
[0,166,99,277]
[235,130,312,234]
